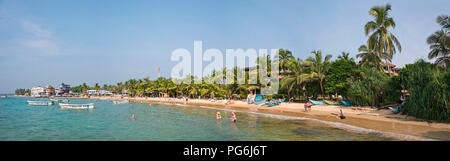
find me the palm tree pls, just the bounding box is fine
[364,3,401,77]
[427,15,450,67]
[281,58,313,98]
[307,50,332,98]
[337,52,354,61]
[279,49,294,72]
[357,45,383,70]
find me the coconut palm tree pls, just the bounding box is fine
[279,49,294,72]
[427,15,450,67]
[281,58,313,98]
[357,45,383,70]
[364,3,401,77]
[307,50,332,98]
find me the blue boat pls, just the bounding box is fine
[254,99,267,105]
[341,100,352,106]
[265,102,274,107]
[309,99,325,105]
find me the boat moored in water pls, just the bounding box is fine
[59,103,94,109]
[50,98,70,103]
[113,100,129,104]
[27,100,53,106]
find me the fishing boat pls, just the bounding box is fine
[59,103,94,109]
[324,100,341,105]
[27,101,53,106]
[113,100,129,104]
[50,98,70,103]
[0,96,6,98]
[309,99,325,105]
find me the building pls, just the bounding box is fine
[383,62,400,76]
[45,85,55,96]
[87,90,98,96]
[98,90,113,96]
[31,86,46,97]
[56,83,71,96]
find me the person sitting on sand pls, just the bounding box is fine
[337,109,346,119]
[230,112,237,123]
[289,97,294,104]
[216,112,222,120]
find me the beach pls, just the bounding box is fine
[88,96,450,141]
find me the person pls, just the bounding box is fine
[289,97,294,104]
[216,112,222,120]
[230,112,237,123]
[131,114,135,120]
[304,101,312,112]
[337,109,346,119]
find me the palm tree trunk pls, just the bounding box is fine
[319,80,325,99]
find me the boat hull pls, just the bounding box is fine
[59,103,94,109]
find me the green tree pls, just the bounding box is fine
[427,15,450,67]
[324,55,357,98]
[364,3,402,77]
[307,50,332,98]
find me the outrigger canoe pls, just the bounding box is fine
[324,100,341,105]
[309,99,325,105]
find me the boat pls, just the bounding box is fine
[50,98,70,103]
[324,100,341,105]
[27,101,53,106]
[0,96,6,98]
[59,103,94,109]
[113,100,129,104]
[309,99,325,105]
[340,100,352,106]
[254,99,267,105]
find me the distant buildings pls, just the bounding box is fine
[87,90,112,96]
[31,86,46,97]
[56,83,71,96]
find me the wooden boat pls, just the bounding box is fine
[27,101,53,106]
[324,100,341,105]
[59,103,94,109]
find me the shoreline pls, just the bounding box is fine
[87,96,450,141]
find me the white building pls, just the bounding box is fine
[31,86,46,97]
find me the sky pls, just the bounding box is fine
[0,0,449,93]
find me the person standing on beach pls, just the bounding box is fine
[304,101,312,112]
[289,97,294,103]
[337,109,346,119]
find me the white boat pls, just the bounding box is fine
[50,98,70,103]
[27,101,53,106]
[59,103,94,109]
[0,96,6,98]
[113,100,129,104]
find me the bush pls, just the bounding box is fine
[347,67,389,107]
[400,60,450,121]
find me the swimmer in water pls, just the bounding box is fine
[216,112,221,120]
[230,112,237,123]
[131,114,135,120]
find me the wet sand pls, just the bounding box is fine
[89,96,450,141]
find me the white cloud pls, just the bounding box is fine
[18,19,59,55]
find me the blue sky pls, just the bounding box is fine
[0,0,449,93]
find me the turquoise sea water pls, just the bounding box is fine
[0,97,396,141]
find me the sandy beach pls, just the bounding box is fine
[85,96,450,141]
